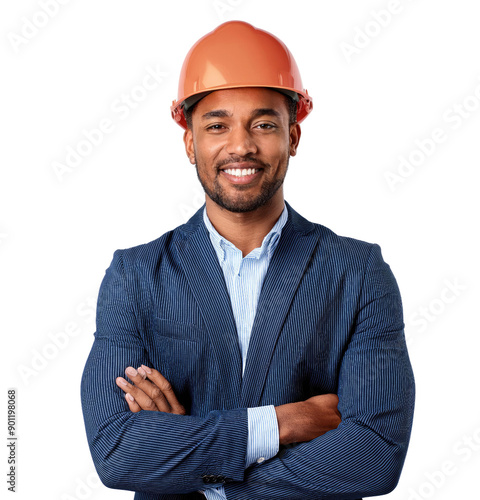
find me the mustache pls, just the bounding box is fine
[216,155,268,170]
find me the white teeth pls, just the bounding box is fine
[224,168,259,177]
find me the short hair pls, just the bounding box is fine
[184,91,298,129]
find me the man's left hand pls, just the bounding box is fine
[116,365,186,415]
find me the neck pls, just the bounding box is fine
[205,194,285,257]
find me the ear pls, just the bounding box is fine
[289,123,301,157]
[183,129,196,164]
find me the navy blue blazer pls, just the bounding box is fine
[81,202,415,500]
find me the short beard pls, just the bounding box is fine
[194,156,289,213]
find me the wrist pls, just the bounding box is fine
[275,401,300,445]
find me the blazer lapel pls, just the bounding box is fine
[175,206,243,409]
[240,203,319,407]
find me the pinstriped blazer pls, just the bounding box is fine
[81,202,415,500]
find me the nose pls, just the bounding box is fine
[225,126,258,157]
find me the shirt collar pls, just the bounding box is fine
[203,204,288,263]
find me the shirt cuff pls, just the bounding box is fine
[245,405,279,468]
[202,486,225,499]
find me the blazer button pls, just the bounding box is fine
[202,474,226,484]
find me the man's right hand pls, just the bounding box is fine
[116,365,186,415]
[275,394,341,445]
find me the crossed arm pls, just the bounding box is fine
[115,365,342,446]
[82,245,415,498]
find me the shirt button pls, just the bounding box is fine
[257,457,265,464]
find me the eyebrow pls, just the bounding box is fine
[200,108,283,121]
[251,108,282,120]
[201,110,231,120]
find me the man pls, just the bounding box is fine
[81,21,415,500]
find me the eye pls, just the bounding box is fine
[255,123,276,130]
[206,123,226,131]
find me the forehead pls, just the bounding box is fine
[192,87,289,118]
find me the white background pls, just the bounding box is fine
[1,1,479,498]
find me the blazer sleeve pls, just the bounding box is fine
[80,250,248,495]
[224,244,415,500]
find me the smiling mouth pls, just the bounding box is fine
[222,168,261,177]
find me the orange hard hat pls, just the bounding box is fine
[171,21,313,129]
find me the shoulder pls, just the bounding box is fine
[287,205,399,299]
[286,202,381,267]
[109,205,206,274]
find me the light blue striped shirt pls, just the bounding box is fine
[201,204,288,499]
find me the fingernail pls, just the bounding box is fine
[126,393,135,402]
[117,377,128,386]
[138,367,147,378]
[141,365,152,374]
[126,367,137,377]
